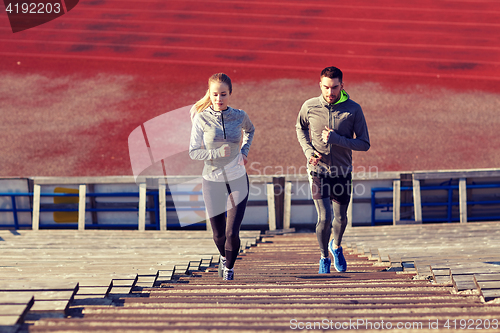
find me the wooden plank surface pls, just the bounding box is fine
[452,275,478,292]
[0,229,262,328]
[26,231,500,332]
[78,184,86,231]
[393,179,400,224]
[0,294,34,305]
[0,304,31,319]
[266,183,276,231]
[459,178,468,223]
[343,222,500,300]
[0,316,21,327]
[481,290,500,302]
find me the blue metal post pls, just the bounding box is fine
[11,195,19,230]
[448,187,453,222]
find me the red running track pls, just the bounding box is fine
[1,0,499,176]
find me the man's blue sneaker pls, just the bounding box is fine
[329,240,347,272]
[318,257,331,274]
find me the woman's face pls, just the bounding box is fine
[209,81,230,111]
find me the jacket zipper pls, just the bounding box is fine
[329,106,333,167]
[221,112,226,139]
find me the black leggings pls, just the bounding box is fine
[202,174,249,269]
[314,197,349,258]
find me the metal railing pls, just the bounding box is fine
[0,190,205,230]
[371,183,500,225]
[0,192,33,229]
[2,170,500,230]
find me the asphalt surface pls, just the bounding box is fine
[1,0,499,177]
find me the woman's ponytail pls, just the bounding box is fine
[191,89,211,120]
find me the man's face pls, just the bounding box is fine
[320,76,344,104]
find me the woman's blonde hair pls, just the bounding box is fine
[191,73,232,120]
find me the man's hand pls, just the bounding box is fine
[309,151,322,166]
[322,126,333,143]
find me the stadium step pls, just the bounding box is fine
[0,230,260,331]
[28,233,500,332]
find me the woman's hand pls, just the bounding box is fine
[239,154,248,166]
[220,144,231,157]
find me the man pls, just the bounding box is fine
[296,66,370,273]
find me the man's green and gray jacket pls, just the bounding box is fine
[295,90,370,176]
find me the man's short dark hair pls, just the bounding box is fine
[321,67,343,82]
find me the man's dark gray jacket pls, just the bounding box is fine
[296,91,370,176]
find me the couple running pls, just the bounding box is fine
[189,66,370,280]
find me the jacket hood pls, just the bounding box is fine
[335,90,349,105]
[320,90,349,106]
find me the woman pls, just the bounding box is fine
[189,73,255,280]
